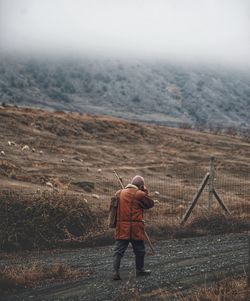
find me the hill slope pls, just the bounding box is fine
[0,106,250,251]
[0,105,249,195]
[0,57,250,128]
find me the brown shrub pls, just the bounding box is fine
[0,262,83,293]
[147,213,250,240]
[130,276,248,300]
[0,190,100,250]
[182,276,248,301]
[188,213,250,235]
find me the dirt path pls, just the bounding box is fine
[2,233,248,301]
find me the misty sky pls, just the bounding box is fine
[0,0,250,65]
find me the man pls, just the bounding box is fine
[112,175,154,280]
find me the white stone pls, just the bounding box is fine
[39,151,43,155]
[92,194,100,199]
[46,182,53,188]
[22,145,30,151]
[0,150,5,156]
[98,168,102,173]
[178,204,184,210]
[154,191,160,196]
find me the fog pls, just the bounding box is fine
[0,0,250,66]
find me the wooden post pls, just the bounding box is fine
[208,157,215,211]
[181,173,210,225]
[213,189,231,215]
[180,156,230,226]
[248,236,250,287]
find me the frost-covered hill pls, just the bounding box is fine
[0,56,249,128]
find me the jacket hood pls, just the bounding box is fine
[125,184,138,189]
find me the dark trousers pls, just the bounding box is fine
[113,239,145,272]
[113,239,145,257]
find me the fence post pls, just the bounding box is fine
[208,156,215,211]
[248,236,250,287]
[180,173,210,225]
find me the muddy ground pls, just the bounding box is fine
[1,232,248,301]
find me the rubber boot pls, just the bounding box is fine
[112,254,122,280]
[135,255,151,277]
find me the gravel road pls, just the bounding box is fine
[2,233,249,301]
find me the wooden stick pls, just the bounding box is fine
[113,169,124,189]
[213,188,231,215]
[248,236,250,287]
[144,228,155,254]
[180,172,210,225]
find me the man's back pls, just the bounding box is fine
[112,176,154,280]
[115,184,154,240]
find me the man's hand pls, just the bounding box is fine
[140,185,149,195]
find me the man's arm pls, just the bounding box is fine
[137,190,154,209]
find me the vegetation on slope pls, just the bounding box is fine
[0,57,250,128]
[0,106,249,250]
[0,190,100,250]
[0,262,83,293]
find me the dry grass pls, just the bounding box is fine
[145,194,250,240]
[59,210,250,249]
[129,277,249,300]
[182,276,249,301]
[1,188,250,251]
[147,212,250,241]
[0,190,102,250]
[0,262,83,293]
[0,106,250,251]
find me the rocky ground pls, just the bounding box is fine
[1,233,248,301]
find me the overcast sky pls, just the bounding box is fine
[0,0,249,66]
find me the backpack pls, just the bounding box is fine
[108,195,119,228]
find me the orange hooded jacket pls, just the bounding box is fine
[115,184,154,240]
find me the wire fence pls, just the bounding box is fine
[1,162,249,225]
[90,163,250,224]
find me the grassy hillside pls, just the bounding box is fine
[0,105,249,192]
[0,56,250,129]
[0,106,250,250]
